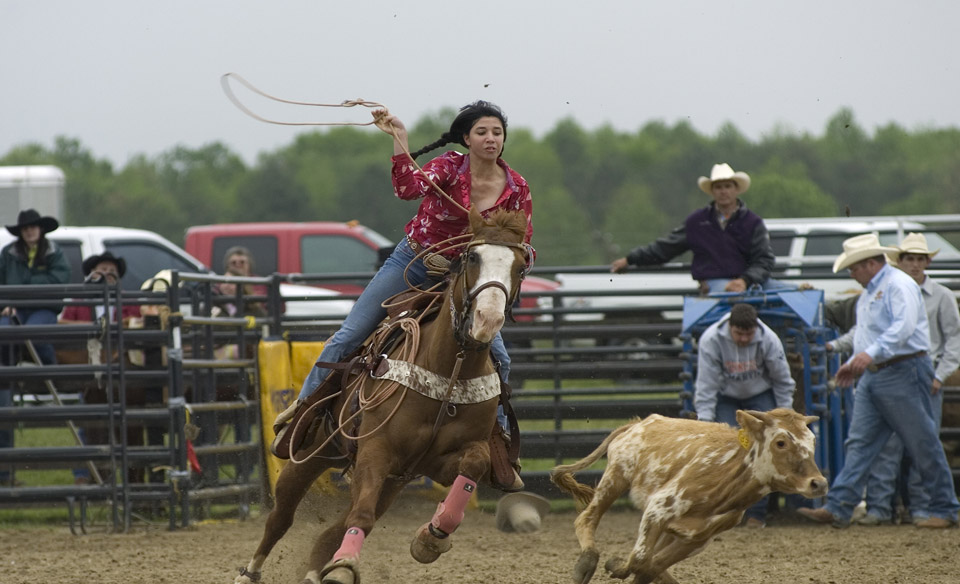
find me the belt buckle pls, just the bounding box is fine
[866,364,879,373]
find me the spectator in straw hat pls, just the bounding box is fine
[0,209,71,486]
[798,234,959,529]
[844,233,960,525]
[610,163,787,295]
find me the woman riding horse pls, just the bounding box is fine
[237,208,530,584]
[276,100,533,491]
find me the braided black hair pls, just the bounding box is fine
[410,100,508,160]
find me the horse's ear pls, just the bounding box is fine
[468,207,485,234]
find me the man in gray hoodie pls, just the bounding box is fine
[694,303,797,527]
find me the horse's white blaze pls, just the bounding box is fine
[468,245,515,342]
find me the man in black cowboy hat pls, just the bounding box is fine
[59,251,141,324]
[0,208,71,486]
[59,251,143,484]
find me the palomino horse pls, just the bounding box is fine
[235,208,530,584]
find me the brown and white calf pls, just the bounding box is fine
[551,408,828,584]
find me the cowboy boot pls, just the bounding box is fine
[273,399,300,430]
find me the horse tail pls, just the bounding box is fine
[550,421,638,509]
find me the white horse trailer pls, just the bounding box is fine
[0,165,65,225]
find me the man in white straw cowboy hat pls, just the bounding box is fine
[610,163,786,295]
[798,233,959,529]
[831,232,960,526]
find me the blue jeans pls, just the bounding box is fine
[298,240,511,417]
[864,386,944,520]
[703,278,796,295]
[823,355,958,523]
[1,308,59,482]
[716,389,778,522]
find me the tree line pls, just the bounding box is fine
[3,107,959,267]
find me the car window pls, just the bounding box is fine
[920,232,960,260]
[105,241,203,290]
[768,230,794,258]
[212,235,278,276]
[301,235,378,273]
[804,231,857,256]
[52,239,85,284]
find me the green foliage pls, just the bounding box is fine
[2,109,959,267]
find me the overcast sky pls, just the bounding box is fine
[3,1,957,167]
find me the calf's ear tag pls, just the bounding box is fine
[737,429,751,450]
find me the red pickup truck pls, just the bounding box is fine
[184,221,556,319]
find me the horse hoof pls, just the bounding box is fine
[320,567,355,584]
[319,558,359,584]
[604,555,631,579]
[573,549,599,584]
[410,522,452,564]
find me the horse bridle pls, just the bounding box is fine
[449,239,531,351]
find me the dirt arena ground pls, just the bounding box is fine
[4,494,960,584]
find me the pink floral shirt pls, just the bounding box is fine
[392,151,533,258]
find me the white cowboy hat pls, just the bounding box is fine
[832,233,899,273]
[495,492,550,533]
[897,232,939,258]
[886,232,939,266]
[697,163,751,195]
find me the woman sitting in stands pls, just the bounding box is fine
[0,209,71,486]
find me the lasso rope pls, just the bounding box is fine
[220,72,469,214]
[289,305,437,465]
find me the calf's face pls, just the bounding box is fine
[736,409,828,498]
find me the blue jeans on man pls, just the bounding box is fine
[715,389,778,523]
[297,239,511,427]
[822,356,958,523]
[703,278,796,295]
[864,386,944,522]
[1,308,59,484]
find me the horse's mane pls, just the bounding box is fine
[469,208,526,244]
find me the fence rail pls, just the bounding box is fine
[2,261,959,528]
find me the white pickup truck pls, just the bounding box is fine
[554,215,960,321]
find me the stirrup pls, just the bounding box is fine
[488,427,524,492]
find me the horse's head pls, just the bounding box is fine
[448,208,531,350]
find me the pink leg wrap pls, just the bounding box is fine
[332,526,366,561]
[430,475,477,536]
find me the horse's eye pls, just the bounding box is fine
[467,252,480,264]
[776,440,786,448]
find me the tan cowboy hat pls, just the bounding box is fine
[495,492,550,533]
[832,233,899,273]
[697,163,751,195]
[898,232,939,258]
[886,232,939,266]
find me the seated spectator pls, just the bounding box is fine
[213,246,267,318]
[610,163,789,295]
[0,209,71,486]
[60,252,141,325]
[59,251,145,484]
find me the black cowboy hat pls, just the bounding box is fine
[5,209,60,237]
[81,251,127,278]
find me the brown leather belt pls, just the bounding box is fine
[406,236,424,253]
[868,351,927,373]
